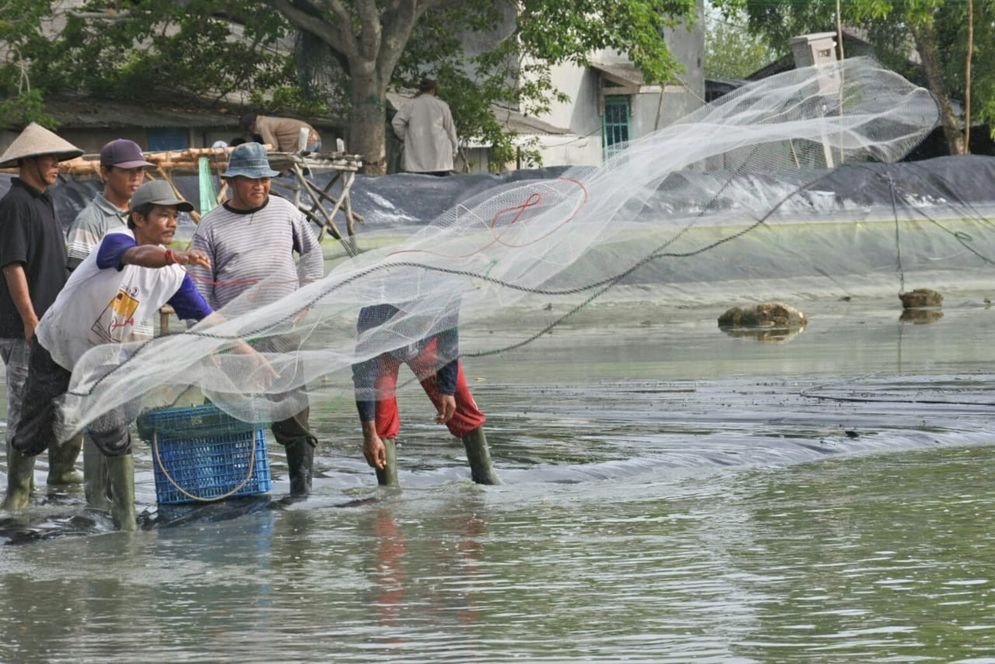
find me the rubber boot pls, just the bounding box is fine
[83,438,112,511]
[2,443,35,511]
[105,453,136,532]
[461,427,501,485]
[285,439,315,497]
[47,434,84,485]
[375,437,399,487]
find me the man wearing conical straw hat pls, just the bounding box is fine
[0,122,82,511]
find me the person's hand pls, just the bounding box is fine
[363,431,387,470]
[233,341,279,387]
[22,313,38,341]
[291,307,310,326]
[435,394,456,424]
[174,250,211,269]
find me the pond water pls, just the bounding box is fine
[2,295,994,662]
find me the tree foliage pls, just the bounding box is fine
[0,0,695,172]
[0,0,60,126]
[715,0,995,154]
[703,5,781,80]
[271,0,695,171]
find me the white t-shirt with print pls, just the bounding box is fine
[37,229,186,370]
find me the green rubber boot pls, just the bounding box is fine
[461,427,501,485]
[106,453,136,532]
[47,434,84,485]
[285,439,315,497]
[83,438,112,511]
[375,437,399,487]
[2,444,36,511]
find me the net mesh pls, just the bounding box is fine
[62,57,968,433]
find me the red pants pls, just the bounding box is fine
[374,341,485,440]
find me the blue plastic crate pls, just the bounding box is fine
[137,404,272,505]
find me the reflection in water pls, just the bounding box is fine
[369,507,407,630]
[362,495,490,654]
[718,323,806,343]
[900,308,944,324]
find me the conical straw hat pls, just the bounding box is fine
[0,122,83,168]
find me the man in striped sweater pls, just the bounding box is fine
[188,142,324,497]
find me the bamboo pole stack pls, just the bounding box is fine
[2,145,364,178]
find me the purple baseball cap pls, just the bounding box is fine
[100,139,154,168]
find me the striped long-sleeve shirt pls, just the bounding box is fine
[188,196,323,312]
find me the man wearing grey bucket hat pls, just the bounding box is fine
[0,123,82,511]
[188,142,324,497]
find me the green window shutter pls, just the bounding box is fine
[602,96,631,159]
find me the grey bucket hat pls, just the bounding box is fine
[129,180,194,213]
[0,122,83,168]
[222,142,279,179]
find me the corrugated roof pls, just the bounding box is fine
[42,97,343,130]
[44,98,240,128]
[588,61,648,88]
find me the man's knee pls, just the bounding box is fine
[87,411,134,457]
[271,410,316,447]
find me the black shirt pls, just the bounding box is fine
[0,178,68,338]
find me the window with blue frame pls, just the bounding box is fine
[147,127,189,152]
[602,96,631,159]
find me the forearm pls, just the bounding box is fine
[352,351,380,422]
[120,246,177,268]
[391,116,407,140]
[2,264,36,324]
[122,246,211,272]
[259,127,278,148]
[437,358,458,395]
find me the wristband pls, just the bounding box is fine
[164,249,176,265]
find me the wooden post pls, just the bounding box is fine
[159,305,175,336]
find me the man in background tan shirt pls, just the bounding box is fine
[241,113,321,154]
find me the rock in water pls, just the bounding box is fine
[718,302,807,329]
[899,288,943,309]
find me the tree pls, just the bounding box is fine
[268,0,697,173]
[0,0,59,127]
[31,2,308,113]
[715,0,995,154]
[704,4,780,80]
[4,0,695,173]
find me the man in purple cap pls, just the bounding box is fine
[66,139,153,270]
[60,139,153,496]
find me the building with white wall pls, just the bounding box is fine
[510,0,706,168]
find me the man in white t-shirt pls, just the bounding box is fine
[6,181,215,529]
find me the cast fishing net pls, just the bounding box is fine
[62,57,985,434]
